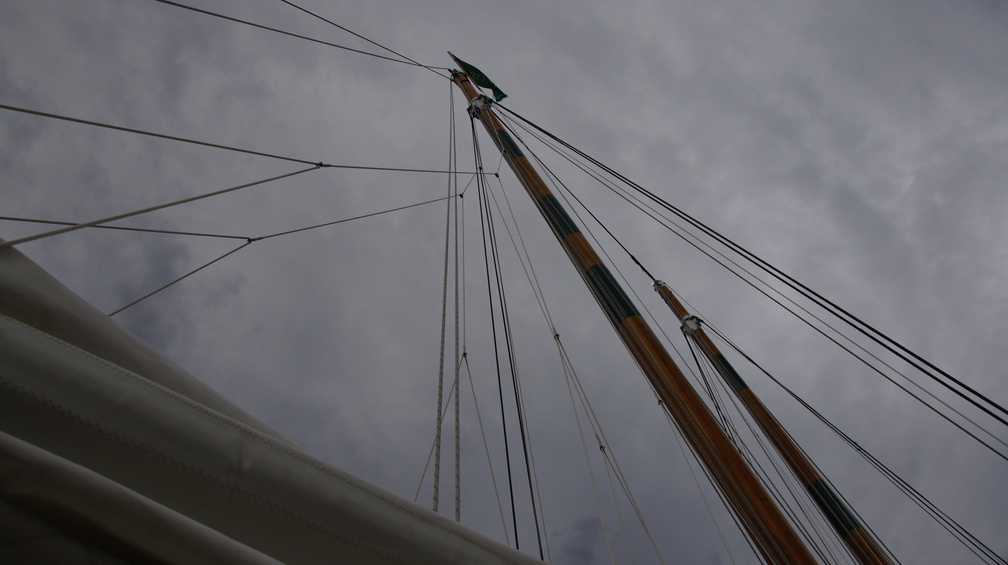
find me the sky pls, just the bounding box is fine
[2,0,1007,563]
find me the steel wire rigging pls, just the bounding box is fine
[91,194,454,316]
[149,0,441,73]
[490,105,1004,563]
[0,103,480,175]
[472,125,548,560]
[495,107,1008,463]
[7,5,1005,559]
[496,103,1008,433]
[468,123,672,564]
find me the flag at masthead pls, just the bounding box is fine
[449,52,507,101]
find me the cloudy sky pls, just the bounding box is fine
[2,0,1007,563]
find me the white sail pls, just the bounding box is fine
[0,241,544,564]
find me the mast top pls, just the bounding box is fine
[448,52,508,101]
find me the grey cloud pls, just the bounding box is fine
[2,0,1006,563]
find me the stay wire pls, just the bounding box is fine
[0,104,481,175]
[151,0,426,69]
[484,171,547,559]
[499,110,1008,461]
[0,167,318,250]
[708,325,1006,565]
[463,355,512,545]
[484,179,557,562]
[692,347,851,565]
[474,127,555,561]
[686,337,736,445]
[472,121,520,549]
[0,216,247,241]
[499,114,657,282]
[257,195,455,240]
[631,196,1007,458]
[0,103,317,166]
[482,176,555,333]
[666,227,1008,462]
[276,0,450,78]
[104,194,454,316]
[473,118,548,558]
[480,146,639,562]
[481,153,660,562]
[599,443,636,565]
[496,103,1008,429]
[107,240,252,317]
[558,341,618,565]
[492,115,786,561]
[558,340,667,564]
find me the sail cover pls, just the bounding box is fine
[0,241,543,565]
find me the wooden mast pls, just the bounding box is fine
[450,60,817,565]
[654,281,894,564]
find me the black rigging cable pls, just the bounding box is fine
[504,111,1008,461]
[0,103,318,166]
[496,104,1008,431]
[473,121,546,558]
[707,325,1007,565]
[16,2,998,554]
[686,337,735,443]
[0,104,480,175]
[100,195,455,315]
[0,167,319,249]
[484,174,547,560]
[1,196,455,244]
[495,106,1003,561]
[275,0,451,78]
[503,107,1008,460]
[495,115,658,283]
[473,122,520,549]
[108,241,252,317]
[256,195,455,240]
[0,216,248,240]
[150,0,426,69]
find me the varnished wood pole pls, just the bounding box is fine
[654,281,894,565]
[451,65,817,565]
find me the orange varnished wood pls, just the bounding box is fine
[453,69,818,564]
[561,232,603,273]
[620,315,818,564]
[656,283,892,564]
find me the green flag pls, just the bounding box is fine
[452,55,507,102]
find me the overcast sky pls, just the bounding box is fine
[2,0,1007,563]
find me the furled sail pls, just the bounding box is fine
[0,240,544,565]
